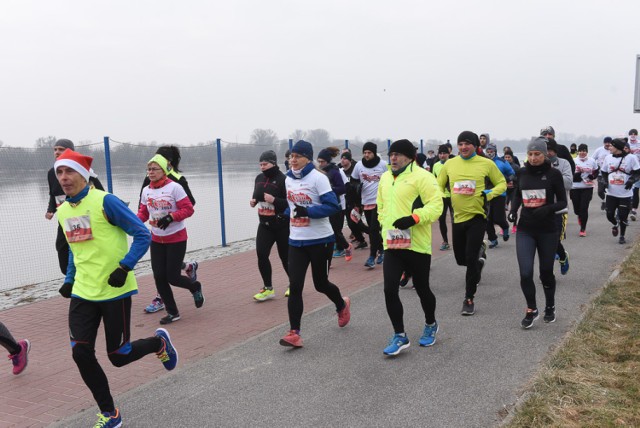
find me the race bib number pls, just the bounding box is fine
[452,180,476,195]
[64,214,93,243]
[386,229,411,249]
[522,189,546,208]
[257,202,275,216]
[290,217,310,227]
[55,195,66,207]
[609,172,625,186]
[350,208,362,223]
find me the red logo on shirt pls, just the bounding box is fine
[147,197,173,210]
[287,191,312,204]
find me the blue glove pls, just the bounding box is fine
[482,189,492,195]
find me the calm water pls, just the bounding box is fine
[2,163,260,291]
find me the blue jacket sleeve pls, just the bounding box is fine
[307,191,340,219]
[103,193,152,270]
[330,169,346,196]
[64,249,76,284]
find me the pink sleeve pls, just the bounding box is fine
[171,196,194,222]
[137,203,149,223]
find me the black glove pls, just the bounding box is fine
[625,178,637,190]
[587,174,597,180]
[573,172,582,182]
[392,215,417,230]
[108,265,130,288]
[293,205,308,218]
[531,205,553,220]
[156,214,174,230]
[507,212,517,223]
[59,282,73,298]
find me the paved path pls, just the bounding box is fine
[2,204,637,427]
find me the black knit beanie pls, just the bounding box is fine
[457,131,480,147]
[362,142,377,155]
[388,139,417,160]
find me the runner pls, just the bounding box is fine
[250,150,290,301]
[570,144,599,237]
[601,137,640,244]
[484,143,515,248]
[279,140,351,348]
[503,149,521,215]
[138,145,198,314]
[627,129,640,220]
[351,142,387,268]
[340,151,368,249]
[1,321,29,375]
[317,147,353,262]
[432,144,453,251]
[509,137,567,328]
[377,140,443,356]
[436,131,507,315]
[46,139,104,275]
[54,149,177,428]
[546,138,572,275]
[540,126,576,173]
[591,136,613,211]
[138,154,203,324]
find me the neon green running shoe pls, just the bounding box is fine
[253,288,275,302]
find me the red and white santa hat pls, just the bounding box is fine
[54,148,94,182]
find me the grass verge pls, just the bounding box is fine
[504,242,640,427]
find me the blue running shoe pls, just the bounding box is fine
[333,249,346,258]
[419,322,439,347]
[185,261,198,282]
[488,239,499,249]
[144,296,164,313]
[376,251,384,265]
[94,408,122,428]
[502,227,510,242]
[383,333,410,356]
[364,256,375,268]
[155,328,178,371]
[559,251,569,275]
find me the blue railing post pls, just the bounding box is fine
[420,139,424,154]
[103,136,113,193]
[288,139,293,151]
[216,138,227,247]
[345,139,349,150]
[387,139,391,161]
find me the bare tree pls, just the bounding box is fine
[35,136,58,148]
[306,128,331,146]
[250,129,279,146]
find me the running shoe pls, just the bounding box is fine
[253,288,275,301]
[461,299,475,316]
[559,252,570,275]
[601,201,606,211]
[477,258,485,285]
[192,281,205,308]
[612,224,619,237]
[144,296,165,313]
[579,230,586,237]
[279,330,303,348]
[354,241,368,250]
[630,210,637,221]
[511,225,517,234]
[344,244,353,262]
[521,309,539,329]
[9,339,30,375]
[376,251,384,265]
[419,322,439,347]
[502,227,510,242]
[337,296,351,327]
[93,409,122,428]
[619,236,626,245]
[185,261,199,283]
[399,272,410,288]
[155,328,178,370]
[332,249,346,258]
[159,313,181,325]
[364,256,375,268]
[440,242,450,251]
[488,239,499,249]
[543,306,556,323]
[383,334,410,356]
[285,287,290,297]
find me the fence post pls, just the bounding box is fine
[288,139,293,151]
[420,139,424,154]
[216,138,227,247]
[345,139,349,150]
[103,136,113,193]
[387,139,391,162]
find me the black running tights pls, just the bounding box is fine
[256,222,289,289]
[451,215,487,299]
[516,229,557,310]
[438,197,453,244]
[151,240,197,316]
[569,188,593,231]
[606,195,631,237]
[364,207,383,257]
[0,321,20,354]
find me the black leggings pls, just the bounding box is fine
[486,195,508,241]
[633,186,639,210]
[555,214,567,261]
[570,188,593,231]
[364,207,382,257]
[69,297,161,412]
[516,228,557,310]
[256,222,289,289]
[383,250,436,333]
[452,215,487,299]
[287,243,345,331]
[329,211,350,251]
[151,240,197,316]
[0,321,20,354]
[438,198,453,243]
[606,195,631,237]
[345,207,367,243]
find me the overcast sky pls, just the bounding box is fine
[1,0,639,147]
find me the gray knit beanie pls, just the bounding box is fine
[54,139,75,150]
[527,137,548,156]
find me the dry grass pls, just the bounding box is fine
[505,243,640,427]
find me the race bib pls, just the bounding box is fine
[290,217,310,227]
[609,172,625,186]
[55,195,66,207]
[522,189,546,208]
[452,180,476,195]
[350,208,362,223]
[257,202,275,216]
[386,229,411,249]
[64,214,93,243]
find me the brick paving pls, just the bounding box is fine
[1,227,449,427]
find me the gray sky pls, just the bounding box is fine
[1,0,639,147]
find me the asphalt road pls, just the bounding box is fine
[53,202,637,428]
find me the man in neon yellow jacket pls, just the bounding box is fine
[376,139,443,356]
